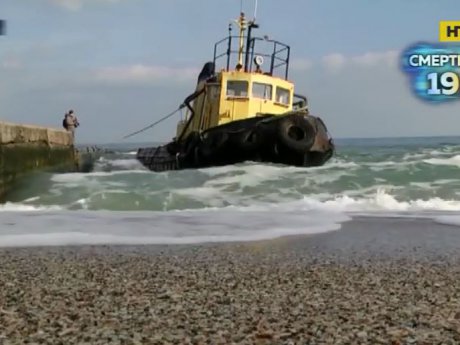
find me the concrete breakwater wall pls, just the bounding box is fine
[0,121,76,199]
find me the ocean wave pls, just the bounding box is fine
[1,189,459,248]
[0,207,349,247]
[424,155,460,167]
[93,157,146,171]
[50,170,150,183]
[4,187,460,214]
[300,190,460,212]
[434,216,460,228]
[4,139,460,214]
[0,202,63,212]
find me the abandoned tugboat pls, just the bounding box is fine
[136,12,334,172]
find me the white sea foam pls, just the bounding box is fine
[174,187,225,200]
[2,184,460,247]
[111,159,144,169]
[409,182,435,189]
[4,137,460,249]
[368,161,417,172]
[4,183,460,214]
[198,162,354,197]
[93,158,145,171]
[434,179,460,185]
[364,161,399,167]
[23,196,41,202]
[50,170,149,183]
[310,160,359,170]
[0,207,349,247]
[429,149,457,156]
[424,155,460,167]
[204,164,290,188]
[200,162,302,179]
[299,189,460,212]
[434,216,460,228]
[300,170,352,186]
[402,153,426,161]
[0,202,63,212]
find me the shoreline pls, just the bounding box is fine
[2,217,460,344]
[1,214,459,253]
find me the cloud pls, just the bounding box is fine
[93,64,200,84]
[321,50,400,72]
[351,50,399,67]
[49,0,122,11]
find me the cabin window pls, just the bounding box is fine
[252,82,272,100]
[226,80,248,97]
[276,87,290,105]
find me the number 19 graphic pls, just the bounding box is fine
[427,72,460,96]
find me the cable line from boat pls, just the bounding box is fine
[121,107,182,139]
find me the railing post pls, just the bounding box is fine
[285,46,290,79]
[270,42,276,75]
[227,24,232,71]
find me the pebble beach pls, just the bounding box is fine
[2,216,460,344]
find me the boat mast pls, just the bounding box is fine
[244,0,259,73]
[232,0,259,71]
[235,12,247,69]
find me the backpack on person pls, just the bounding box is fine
[62,116,68,129]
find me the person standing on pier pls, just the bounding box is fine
[64,110,80,139]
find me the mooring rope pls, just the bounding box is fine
[121,107,182,140]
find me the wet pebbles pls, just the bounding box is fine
[1,217,460,344]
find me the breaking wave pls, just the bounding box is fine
[2,137,460,247]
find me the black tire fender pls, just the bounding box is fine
[277,115,316,152]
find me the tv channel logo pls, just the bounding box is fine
[400,21,460,103]
[439,21,460,42]
[401,43,460,103]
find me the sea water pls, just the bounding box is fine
[2,136,460,247]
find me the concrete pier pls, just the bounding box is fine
[0,121,76,200]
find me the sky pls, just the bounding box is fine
[1,0,459,144]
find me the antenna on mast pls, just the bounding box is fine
[253,0,258,21]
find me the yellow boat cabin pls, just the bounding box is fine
[176,12,308,141]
